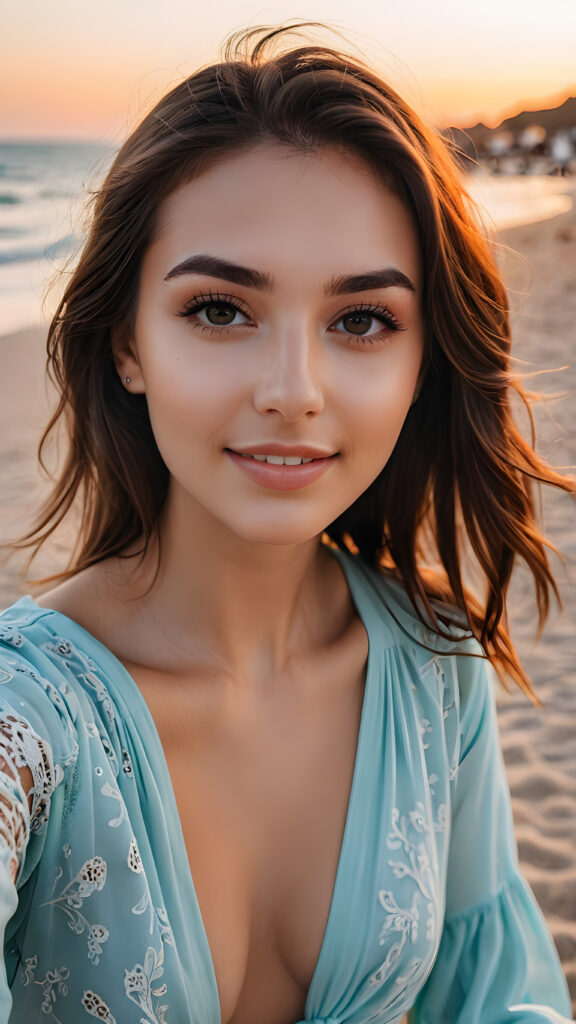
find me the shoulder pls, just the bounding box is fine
[33,558,128,646]
[336,549,480,653]
[0,598,85,876]
[336,549,495,724]
[0,596,83,770]
[376,567,495,719]
[360,564,502,785]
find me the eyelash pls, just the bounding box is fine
[331,302,405,344]
[177,292,405,344]
[177,291,252,333]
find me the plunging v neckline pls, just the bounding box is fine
[24,545,377,1024]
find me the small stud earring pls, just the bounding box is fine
[125,376,131,384]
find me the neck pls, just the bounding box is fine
[110,487,346,686]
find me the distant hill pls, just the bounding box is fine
[444,95,576,161]
[475,96,575,138]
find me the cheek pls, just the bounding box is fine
[144,380,225,461]
[350,404,410,470]
[138,339,247,441]
[342,351,421,446]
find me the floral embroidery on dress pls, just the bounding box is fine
[427,773,439,796]
[87,924,110,964]
[127,835,174,945]
[368,800,446,992]
[132,882,156,935]
[20,957,70,1023]
[155,907,175,948]
[122,748,134,777]
[125,945,169,1024]
[12,658,63,705]
[101,781,126,828]
[127,838,142,873]
[0,710,63,877]
[127,837,156,933]
[85,723,126,778]
[128,838,143,873]
[43,637,116,731]
[418,653,459,788]
[45,639,75,660]
[417,718,432,751]
[3,655,80,766]
[0,625,24,648]
[41,857,109,964]
[82,990,117,1023]
[100,734,119,775]
[21,954,38,986]
[418,654,457,719]
[36,966,70,1019]
[80,670,116,729]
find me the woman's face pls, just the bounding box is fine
[120,143,425,546]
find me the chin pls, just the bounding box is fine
[219,511,331,549]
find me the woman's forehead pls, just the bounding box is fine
[148,143,422,290]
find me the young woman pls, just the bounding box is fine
[0,24,573,1024]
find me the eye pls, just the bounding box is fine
[177,293,252,333]
[331,303,405,343]
[197,302,247,327]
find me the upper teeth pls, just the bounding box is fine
[240,453,315,465]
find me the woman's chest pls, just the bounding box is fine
[137,658,367,1024]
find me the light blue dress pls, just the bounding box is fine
[0,546,572,1024]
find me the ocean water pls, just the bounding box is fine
[0,141,573,336]
[0,141,114,334]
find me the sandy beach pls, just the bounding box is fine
[0,185,575,1012]
[495,191,576,1011]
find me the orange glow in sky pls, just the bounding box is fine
[2,1,575,139]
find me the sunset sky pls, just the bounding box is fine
[2,0,575,140]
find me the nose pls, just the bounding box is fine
[252,321,325,421]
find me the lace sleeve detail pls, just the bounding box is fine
[0,710,62,881]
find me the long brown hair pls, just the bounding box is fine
[12,24,574,702]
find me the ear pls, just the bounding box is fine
[110,323,146,394]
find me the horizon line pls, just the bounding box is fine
[1,85,575,143]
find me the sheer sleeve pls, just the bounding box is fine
[0,631,76,1022]
[0,737,25,1023]
[411,653,573,1023]
[0,710,64,1021]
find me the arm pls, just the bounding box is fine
[0,698,69,1021]
[411,654,573,1022]
[0,730,36,1022]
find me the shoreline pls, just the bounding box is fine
[468,172,575,231]
[1,200,575,1012]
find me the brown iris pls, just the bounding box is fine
[342,312,373,335]
[204,303,237,325]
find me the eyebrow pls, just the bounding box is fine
[325,268,415,295]
[163,253,416,294]
[164,254,273,290]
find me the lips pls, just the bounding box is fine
[225,448,337,491]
